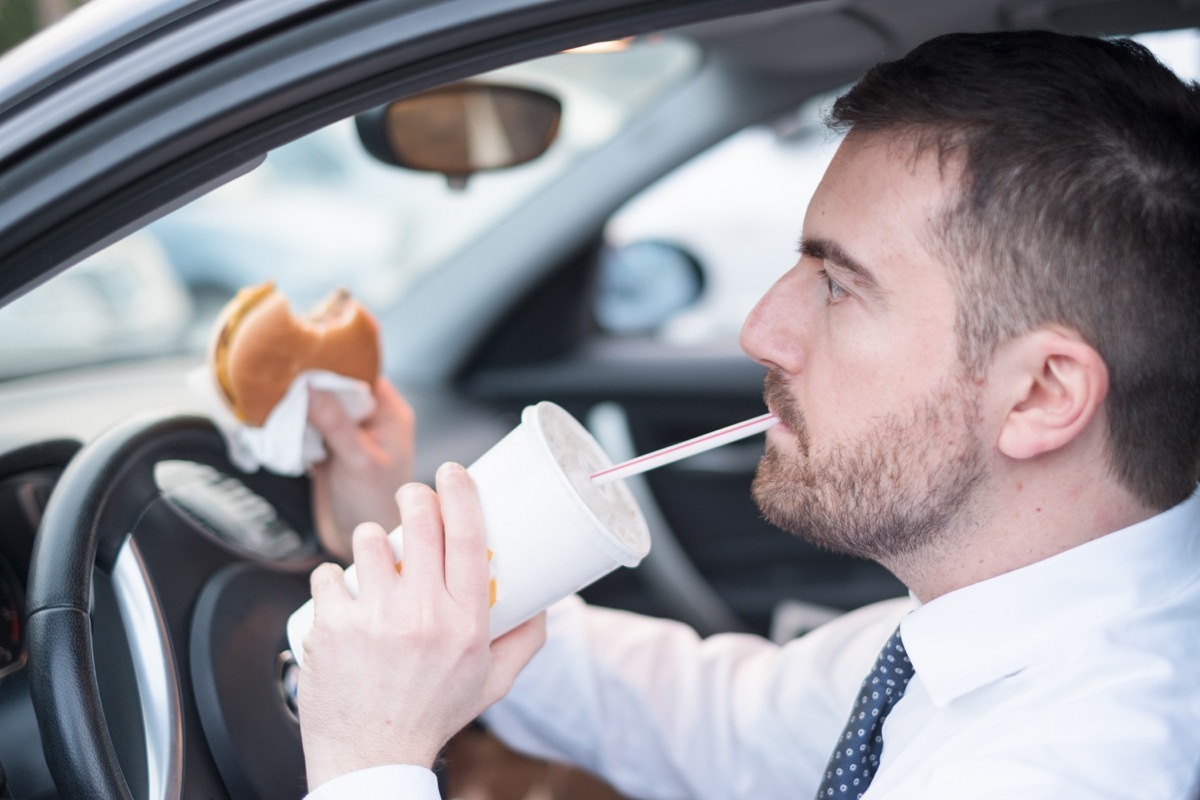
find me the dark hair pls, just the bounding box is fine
[829,30,1200,510]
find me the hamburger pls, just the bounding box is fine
[209,282,380,426]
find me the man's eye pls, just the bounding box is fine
[817,269,848,303]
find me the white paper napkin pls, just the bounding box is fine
[187,366,375,476]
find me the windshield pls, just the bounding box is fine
[0,36,698,380]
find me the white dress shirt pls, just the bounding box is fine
[306,488,1200,799]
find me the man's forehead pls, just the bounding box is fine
[802,131,961,290]
[835,129,965,178]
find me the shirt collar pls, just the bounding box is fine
[899,486,1200,707]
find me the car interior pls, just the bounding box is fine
[0,0,1196,797]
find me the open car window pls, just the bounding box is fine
[0,35,699,380]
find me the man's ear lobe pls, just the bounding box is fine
[996,330,1109,461]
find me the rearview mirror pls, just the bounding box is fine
[356,83,562,187]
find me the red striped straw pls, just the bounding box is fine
[591,412,778,485]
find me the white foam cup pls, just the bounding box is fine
[287,401,651,664]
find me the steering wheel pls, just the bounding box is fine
[25,411,324,800]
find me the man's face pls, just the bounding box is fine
[739,132,990,563]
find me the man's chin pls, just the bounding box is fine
[751,465,807,532]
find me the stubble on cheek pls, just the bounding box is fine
[751,372,987,563]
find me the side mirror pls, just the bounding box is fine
[356,82,562,187]
[594,240,705,335]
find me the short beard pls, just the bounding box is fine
[752,369,987,564]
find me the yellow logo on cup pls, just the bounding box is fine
[394,549,497,608]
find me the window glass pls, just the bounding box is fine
[598,27,1200,346]
[1136,27,1200,79]
[0,36,698,380]
[600,88,844,345]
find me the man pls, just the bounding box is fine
[296,30,1200,798]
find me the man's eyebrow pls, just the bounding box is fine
[799,236,882,294]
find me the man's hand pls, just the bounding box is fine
[308,377,413,561]
[296,463,547,791]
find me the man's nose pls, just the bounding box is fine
[740,270,804,373]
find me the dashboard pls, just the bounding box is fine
[0,536,29,682]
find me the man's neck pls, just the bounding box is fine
[890,469,1157,604]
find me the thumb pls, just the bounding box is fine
[483,613,547,705]
[309,389,369,463]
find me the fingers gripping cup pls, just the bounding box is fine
[287,402,651,663]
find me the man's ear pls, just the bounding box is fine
[994,328,1109,461]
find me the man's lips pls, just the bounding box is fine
[766,410,792,436]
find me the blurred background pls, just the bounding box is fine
[0,0,83,53]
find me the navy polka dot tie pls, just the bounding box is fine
[814,626,913,799]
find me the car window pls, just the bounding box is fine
[599,87,845,345]
[0,36,698,380]
[596,26,1200,347]
[1,27,1196,378]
